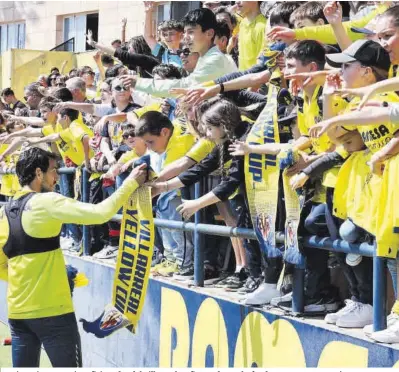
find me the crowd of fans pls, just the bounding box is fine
[1,0,399,344]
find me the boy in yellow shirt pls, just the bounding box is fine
[27,108,93,169]
[235,1,266,70]
[135,111,195,277]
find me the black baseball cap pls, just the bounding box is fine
[326,40,391,72]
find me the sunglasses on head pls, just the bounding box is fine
[113,85,129,92]
[122,130,135,139]
[177,48,190,57]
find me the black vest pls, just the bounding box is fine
[3,193,60,259]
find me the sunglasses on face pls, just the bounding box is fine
[122,130,135,139]
[177,48,190,57]
[113,85,129,92]
[84,71,95,76]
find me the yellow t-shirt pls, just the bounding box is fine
[238,13,266,70]
[334,93,399,234]
[297,86,346,154]
[118,149,138,165]
[55,120,94,166]
[185,138,215,163]
[322,145,350,189]
[0,179,139,319]
[162,123,195,170]
[343,93,399,154]
[133,103,162,118]
[0,144,15,197]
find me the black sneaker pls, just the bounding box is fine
[224,273,244,291]
[224,269,248,291]
[238,276,262,294]
[186,266,221,285]
[204,266,221,285]
[278,297,328,313]
[173,266,194,281]
[214,274,235,288]
[323,295,341,312]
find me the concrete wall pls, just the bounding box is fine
[1,255,399,368]
[0,1,146,51]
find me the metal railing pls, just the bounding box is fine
[0,167,388,332]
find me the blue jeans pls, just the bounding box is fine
[338,219,374,304]
[9,312,82,367]
[387,259,398,298]
[340,219,365,243]
[304,203,329,236]
[59,173,81,243]
[156,192,193,267]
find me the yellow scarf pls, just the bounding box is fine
[244,84,281,257]
[279,148,306,267]
[112,184,154,333]
[81,167,155,338]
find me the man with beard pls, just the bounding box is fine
[0,147,147,367]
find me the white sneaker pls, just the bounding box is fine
[243,283,280,306]
[364,313,399,337]
[336,301,373,328]
[325,299,358,324]
[93,245,118,259]
[270,291,292,307]
[370,314,399,344]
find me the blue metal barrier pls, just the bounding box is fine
[81,168,90,256]
[193,178,205,287]
[0,166,391,331]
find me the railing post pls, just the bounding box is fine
[373,254,387,332]
[193,179,205,287]
[292,267,305,314]
[82,168,90,256]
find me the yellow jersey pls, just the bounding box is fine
[0,179,139,319]
[185,138,215,163]
[342,93,399,154]
[42,120,94,166]
[238,13,266,70]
